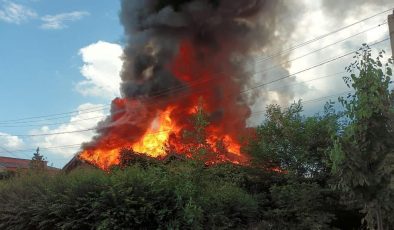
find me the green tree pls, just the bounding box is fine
[178,98,216,162]
[246,101,342,229]
[30,147,46,171]
[248,101,338,180]
[330,46,394,230]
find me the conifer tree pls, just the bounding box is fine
[30,147,46,171]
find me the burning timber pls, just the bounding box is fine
[63,150,186,172]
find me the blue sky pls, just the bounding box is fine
[0,0,122,116]
[0,0,123,167]
[0,0,392,168]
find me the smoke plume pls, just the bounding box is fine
[80,0,304,168]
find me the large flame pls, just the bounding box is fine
[80,39,252,170]
[131,107,178,157]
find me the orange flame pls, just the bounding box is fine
[79,39,252,170]
[131,107,178,157]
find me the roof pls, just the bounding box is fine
[0,156,31,169]
[0,156,59,171]
[62,155,95,172]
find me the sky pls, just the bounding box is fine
[0,0,392,168]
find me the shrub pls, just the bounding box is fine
[0,162,259,229]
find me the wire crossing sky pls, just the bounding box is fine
[0,0,392,168]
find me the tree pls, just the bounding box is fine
[30,147,46,171]
[176,98,217,162]
[248,101,338,180]
[330,45,394,229]
[244,101,343,229]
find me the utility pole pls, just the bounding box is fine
[389,10,394,56]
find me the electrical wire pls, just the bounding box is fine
[0,8,391,124]
[0,37,389,138]
[253,7,393,63]
[0,90,355,156]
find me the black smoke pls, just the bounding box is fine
[119,0,303,102]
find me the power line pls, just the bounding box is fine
[0,144,83,154]
[0,115,107,128]
[0,145,30,159]
[142,33,355,100]
[0,107,110,124]
[0,89,355,138]
[0,90,356,156]
[248,91,353,127]
[253,7,393,63]
[0,71,345,129]
[0,37,388,138]
[0,16,385,127]
[253,22,388,71]
[149,7,393,98]
[0,105,110,124]
[240,37,390,95]
[0,145,19,158]
[0,128,98,137]
[1,8,391,161]
[122,31,392,104]
[1,9,391,124]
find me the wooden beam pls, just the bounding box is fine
[389,10,394,56]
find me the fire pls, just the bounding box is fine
[131,108,178,157]
[80,107,179,169]
[79,39,252,170]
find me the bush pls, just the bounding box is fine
[0,162,259,229]
[0,171,16,180]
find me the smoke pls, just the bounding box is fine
[321,0,393,18]
[80,0,305,163]
[120,0,303,101]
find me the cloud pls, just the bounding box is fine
[0,1,37,24]
[247,0,392,125]
[287,0,390,100]
[31,103,107,158]
[76,41,123,98]
[41,11,89,30]
[0,132,24,150]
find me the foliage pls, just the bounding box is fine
[118,148,162,169]
[174,98,237,163]
[30,147,47,171]
[0,171,16,180]
[3,47,393,229]
[180,98,214,161]
[330,45,394,229]
[259,179,336,230]
[244,85,361,229]
[247,101,339,181]
[0,162,258,230]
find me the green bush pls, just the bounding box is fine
[0,162,259,230]
[0,171,16,180]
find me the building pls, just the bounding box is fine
[0,156,59,172]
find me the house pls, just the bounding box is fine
[62,155,97,173]
[0,156,31,171]
[0,156,59,172]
